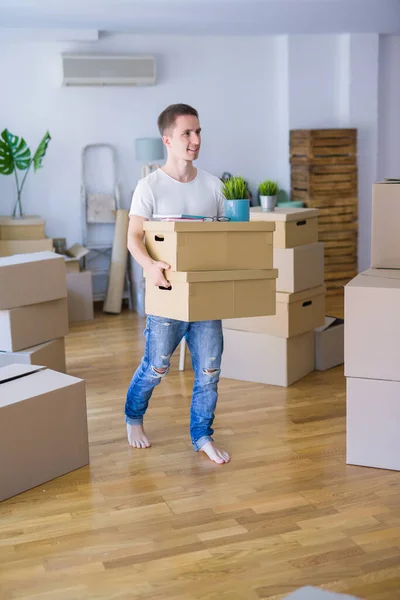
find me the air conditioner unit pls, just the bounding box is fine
[61,54,156,86]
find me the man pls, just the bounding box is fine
[125,103,230,465]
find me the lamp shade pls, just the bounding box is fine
[135,137,164,162]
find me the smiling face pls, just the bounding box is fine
[162,114,201,162]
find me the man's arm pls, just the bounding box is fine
[127,215,171,288]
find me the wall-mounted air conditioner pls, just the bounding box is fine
[61,54,156,86]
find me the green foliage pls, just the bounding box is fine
[0,129,51,217]
[221,175,248,200]
[259,179,279,196]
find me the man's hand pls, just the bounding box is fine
[148,260,171,287]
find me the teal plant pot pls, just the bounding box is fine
[224,199,250,222]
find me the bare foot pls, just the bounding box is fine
[199,441,230,464]
[127,424,151,449]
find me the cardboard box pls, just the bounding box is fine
[274,242,324,293]
[347,377,400,471]
[345,269,400,381]
[0,216,45,240]
[145,269,277,322]
[250,207,319,248]
[0,252,67,311]
[284,587,360,600]
[371,181,400,268]
[67,271,94,323]
[223,285,325,338]
[143,221,275,271]
[0,338,66,373]
[0,239,53,257]
[65,258,80,273]
[0,298,68,352]
[0,364,89,502]
[221,328,314,387]
[315,316,344,371]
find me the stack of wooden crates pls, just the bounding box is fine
[289,128,358,295]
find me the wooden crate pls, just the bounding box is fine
[290,129,357,165]
[291,164,357,202]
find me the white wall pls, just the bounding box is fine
[378,35,400,180]
[0,33,277,245]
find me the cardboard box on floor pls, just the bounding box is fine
[66,271,94,322]
[143,221,275,271]
[0,239,53,256]
[0,338,66,373]
[0,364,89,502]
[221,328,314,387]
[224,285,325,338]
[250,207,319,248]
[0,216,45,240]
[315,316,344,371]
[371,180,400,268]
[145,269,277,322]
[274,242,324,293]
[0,252,67,311]
[0,298,69,352]
[347,377,400,472]
[345,269,400,381]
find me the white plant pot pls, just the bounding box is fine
[260,195,277,212]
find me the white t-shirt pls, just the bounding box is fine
[129,168,224,220]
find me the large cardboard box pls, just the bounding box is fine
[0,239,53,256]
[0,216,45,240]
[315,316,344,371]
[66,271,94,323]
[221,328,314,387]
[0,364,89,502]
[145,269,277,322]
[0,338,66,373]
[274,242,324,293]
[371,181,400,268]
[143,221,275,271]
[250,207,319,248]
[0,298,68,352]
[347,377,400,471]
[345,269,400,381]
[0,252,67,310]
[223,285,325,338]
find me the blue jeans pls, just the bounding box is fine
[125,316,223,451]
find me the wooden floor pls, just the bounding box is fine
[1,292,400,600]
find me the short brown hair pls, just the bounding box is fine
[157,104,199,135]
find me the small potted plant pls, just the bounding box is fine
[221,175,250,222]
[259,179,279,212]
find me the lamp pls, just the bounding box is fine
[135,137,165,178]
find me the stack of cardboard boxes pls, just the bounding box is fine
[142,220,278,322]
[0,252,69,372]
[221,208,326,387]
[345,180,400,472]
[0,216,53,256]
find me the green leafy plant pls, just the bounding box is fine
[0,129,51,217]
[221,175,249,200]
[259,179,279,196]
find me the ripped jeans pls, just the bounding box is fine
[125,315,223,451]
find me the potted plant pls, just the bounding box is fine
[0,128,51,218]
[259,179,279,212]
[221,175,250,222]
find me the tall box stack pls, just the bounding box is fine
[143,220,278,322]
[290,128,358,295]
[221,208,325,387]
[345,181,400,472]
[0,252,69,372]
[0,216,53,256]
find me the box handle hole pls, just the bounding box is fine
[158,285,172,291]
[155,235,164,242]
[296,220,307,227]
[302,300,312,307]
